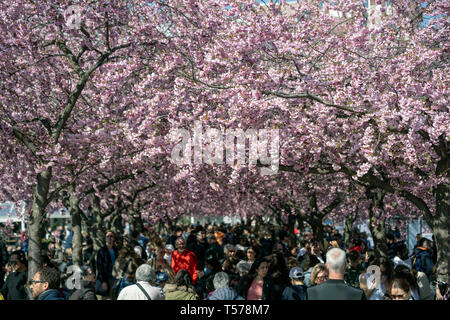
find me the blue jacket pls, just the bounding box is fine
[37,289,65,300]
[411,247,433,278]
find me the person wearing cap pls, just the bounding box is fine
[154,271,169,290]
[282,267,307,300]
[117,264,165,300]
[0,250,28,300]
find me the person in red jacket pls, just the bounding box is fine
[171,237,198,285]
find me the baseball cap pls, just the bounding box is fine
[155,272,168,283]
[289,267,304,280]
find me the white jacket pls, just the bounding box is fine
[117,281,165,300]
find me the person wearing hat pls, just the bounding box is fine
[155,271,169,290]
[0,250,28,300]
[282,267,307,300]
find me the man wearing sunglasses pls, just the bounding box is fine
[0,250,28,300]
[30,266,64,300]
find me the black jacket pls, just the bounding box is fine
[306,279,366,300]
[282,284,307,300]
[237,275,275,300]
[96,245,118,283]
[0,271,28,300]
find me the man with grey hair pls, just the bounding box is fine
[306,248,366,300]
[205,272,244,300]
[117,264,165,300]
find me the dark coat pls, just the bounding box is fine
[68,281,97,300]
[0,271,28,300]
[282,284,307,300]
[96,245,118,284]
[306,279,366,300]
[37,289,65,300]
[237,275,275,300]
[411,247,434,278]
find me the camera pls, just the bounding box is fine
[432,280,448,296]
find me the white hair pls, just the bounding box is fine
[135,264,155,282]
[213,272,229,289]
[326,248,347,273]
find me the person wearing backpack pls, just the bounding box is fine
[410,238,434,279]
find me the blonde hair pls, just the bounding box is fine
[310,263,327,285]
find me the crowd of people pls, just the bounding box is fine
[0,220,448,301]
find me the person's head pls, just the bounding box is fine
[174,227,183,237]
[386,233,395,244]
[174,269,194,288]
[394,265,418,291]
[236,260,251,276]
[30,267,61,299]
[155,271,169,287]
[310,263,328,285]
[348,249,361,267]
[135,263,155,283]
[197,230,206,241]
[395,243,409,260]
[390,277,412,300]
[289,266,304,285]
[249,258,270,280]
[246,247,257,261]
[290,246,300,257]
[417,237,431,249]
[213,271,230,290]
[224,244,236,257]
[9,250,27,272]
[311,241,322,256]
[325,248,347,277]
[379,256,394,284]
[175,237,186,253]
[80,265,95,283]
[165,244,174,255]
[105,230,116,247]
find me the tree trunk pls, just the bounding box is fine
[90,196,105,252]
[367,189,388,259]
[431,183,449,283]
[68,186,82,267]
[27,168,52,280]
[310,213,325,248]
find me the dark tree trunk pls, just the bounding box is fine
[28,168,52,281]
[68,186,83,267]
[90,196,106,252]
[367,188,388,259]
[430,183,449,283]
